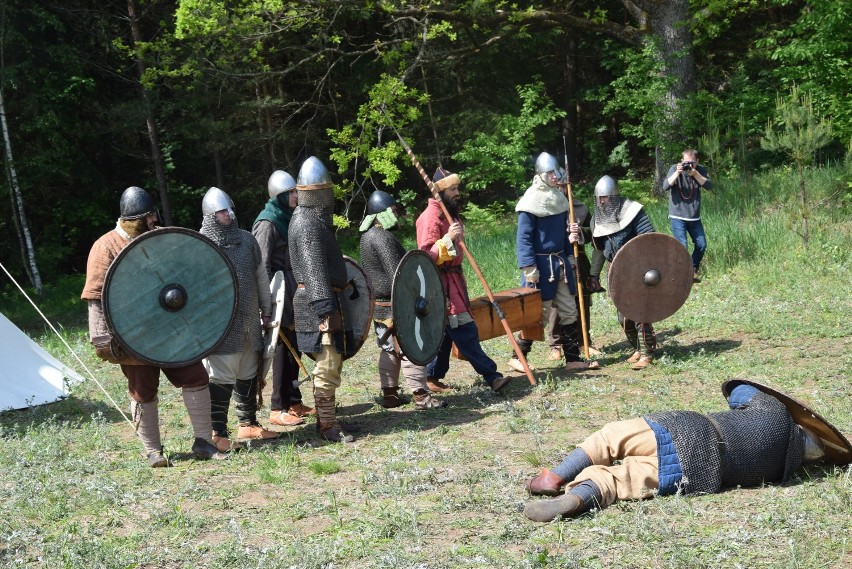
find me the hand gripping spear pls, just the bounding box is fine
[562,133,591,359]
[380,108,536,385]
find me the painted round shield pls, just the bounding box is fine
[261,271,286,381]
[608,233,692,323]
[103,227,238,366]
[391,250,446,366]
[343,256,374,360]
[722,379,852,465]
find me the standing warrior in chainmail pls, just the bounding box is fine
[587,175,657,370]
[512,152,600,373]
[415,167,511,394]
[523,381,837,522]
[81,186,226,466]
[359,189,447,410]
[200,187,280,451]
[289,156,357,442]
[252,170,315,427]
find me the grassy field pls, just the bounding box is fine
[1,165,850,568]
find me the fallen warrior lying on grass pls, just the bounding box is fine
[523,379,852,522]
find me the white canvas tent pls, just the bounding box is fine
[0,311,83,412]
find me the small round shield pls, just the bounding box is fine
[721,379,852,465]
[608,233,692,323]
[102,227,238,366]
[391,250,446,365]
[343,256,374,360]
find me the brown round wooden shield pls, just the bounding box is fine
[721,379,852,465]
[391,250,446,365]
[608,233,692,323]
[102,227,238,367]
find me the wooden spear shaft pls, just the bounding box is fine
[385,118,536,385]
[562,136,591,359]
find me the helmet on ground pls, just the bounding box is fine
[119,186,156,220]
[267,170,296,199]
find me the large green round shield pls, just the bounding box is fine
[391,250,446,365]
[102,227,238,366]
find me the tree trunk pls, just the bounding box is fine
[0,84,44,295]
[127,0,172,226]
[645,0,696,188]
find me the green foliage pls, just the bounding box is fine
[761,86,834,168]
[452,82,566,192]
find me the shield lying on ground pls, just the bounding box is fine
[608,232,692,323]
[391,250,446,365]
[721,379,852,465]
[343,256,374,360]
[103,227,238,367]
[261,270,286,381]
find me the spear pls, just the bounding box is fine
[380,108,536,385]
[562,134,590,360]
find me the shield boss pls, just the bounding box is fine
[391,250,446,365]
[103,227,238,366]
[609,233,692,323]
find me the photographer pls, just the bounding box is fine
[662,148,712,283]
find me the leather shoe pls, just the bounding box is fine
[489,375,512,393]
[547,347,563,361]
[413,390,447,410]
[269,410,304,426]
[426,378,453,393]
[565,360,600,371]
[317,423,354,443]
[191,438,229,460]
[507,357,535,373]
[631,355,654,370]
[237,424,282,440]
[524,468,565,496]
[288,403,315,417]
[147,449,171,468]
[523,493,585,522]
[212,435,244,452]
[626,351,642,364]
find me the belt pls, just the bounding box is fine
[439,265,463,274]
[375,300,392,307]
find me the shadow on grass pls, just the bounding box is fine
[0,395,126,435]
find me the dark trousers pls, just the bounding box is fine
[271,328,303,411]
[122,362,208,403]
[670,218,707,271]
[427,321,501,385]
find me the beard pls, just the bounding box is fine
[441,192,461,219]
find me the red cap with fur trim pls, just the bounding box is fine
[433,166,460,192]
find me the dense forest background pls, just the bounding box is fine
[1,0,849,291]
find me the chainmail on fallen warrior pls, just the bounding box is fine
[359,225,405,321]
[288,187,355,355]
[200,214,265,354]
[646,391,804,495]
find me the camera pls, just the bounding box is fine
[681,161,695,170]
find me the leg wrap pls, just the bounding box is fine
[377,350,401,389]
[313,387,338,430]
[560,324,581,362]
[233,377,258,425]
[550,448,593,483]
[619,313,640,351]
[130,398,162,455]
[208,381,234,437]
[567,480,602,513]
[637,323,656,356]
[182,386,214,443]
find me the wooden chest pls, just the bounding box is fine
[452,287,543,359]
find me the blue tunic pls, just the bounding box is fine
[516,210,576,300]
